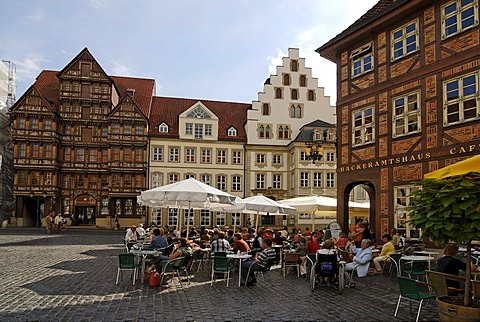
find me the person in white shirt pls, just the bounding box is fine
[136,224,146,236]
[125,226,139,245]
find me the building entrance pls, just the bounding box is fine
[73,194,97,225]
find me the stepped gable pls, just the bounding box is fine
[317,0,410,60]
[150,96,251,140]
[111,76,155,118]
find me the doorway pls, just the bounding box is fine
[75,206,96,225]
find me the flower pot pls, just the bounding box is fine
[436,296,480,321]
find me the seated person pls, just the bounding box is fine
[211,232,231,253]
[372,234,396,274]
[150,228,168,251]
[437,243,477,290]
[136,223,146,236]
[154,237,193,272]
[315,239,339,284]
[125,225,139,248]
[273,231,285,245]
[335,232,349,250]
[232,233,251,253]
[241,238,276,285]
[307,236,320,254]
[343,239,374,287]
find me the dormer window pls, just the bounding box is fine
[227,127,237,137]
[187,105,211,119]
[158,122,169,133]
[351,43,374,77]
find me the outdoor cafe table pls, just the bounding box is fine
[130,249,158,283]
[400,255,434,270]
[226,253,252,287]
[273,245,283,263]
[414,250,440,258]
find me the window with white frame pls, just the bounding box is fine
[217,175,226,191]
[256,153,266,164]
[217,149,227,164]
[168,208,178,226]
[442,0,478,39]
[151,173,162,188]
[152,208,162,225]
[201,149,211,163]
[394,185,420,239]
[227,127,237,137]
[169,173,178,184]
[152,146,163,161]
[231,213,241,227]
[169,147,179,162]
[300,151,308,161]
[185,148,196,163]
[200,174,211,185]
[232,175,241,191]
[232,151,242,164]
[184,209,194,226]
[353,106,374,146]
[185,123,193,135]
[444,72,479,125]
[300,172,309,187]
[313,172,322,187]
[256,173,265,189]
[200,209,210,226]
[216,212,226,226]
[327,173,335,188]
[205,124,212,136]
[158,122,169,133]
[273,174,281,189]
[273,154,282,165]
[351,43,373,77]
[187,106,211,118]
[194,124,203,139]
[391,20,418,61]
[185,174,195,179]
[326,152,335,162]
[393,91,421,137]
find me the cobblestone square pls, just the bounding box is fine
[0,228,439,321]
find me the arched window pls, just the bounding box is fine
[291,89,298,100]
[291,60,298,72]
[278,126,283,139]
[308,90,315,101]
[265,125,271,138]
[300,75,306,87]
[290,105,295,118]
[296,105,302,118]
[275,88,282,99]
[262,103,270,115]
[259,125,264,138]
[283,74,290,86]
[284,126,289,139]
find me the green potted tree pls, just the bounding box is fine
[409,171,480,320]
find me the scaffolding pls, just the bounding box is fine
[0,60,16,109]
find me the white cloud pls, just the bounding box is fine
[27,12,45,22]
[267,48,287,75]
[15,54,48,81]
[110,61,132,76]
[89,0,103,9]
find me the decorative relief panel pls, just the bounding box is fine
[341,51,348,66]
[341,145,349,165]
[424,6,435,25]
[378,65,387,83]
[377,32,386,48]
[352,146,376,161]
[444,123,480,143]
[441,59,480,78]
[378,47,387,65]
[352,96,376,109]
[426,75,436,98]
[442,30,480,54]
[341,81,348,97]
[381,168,389,190]
[351,73,374,90]
[341,106,349,125]
[426,101,437,123]
[425,44,436,64]
[341,66,348,81]
[424,25,435,44]
[428,160,439,173]
[380,192,388,216]
[378,92,387,113]
[379,137,388,158]
[427,125,437,149]
[391,80,421,96]
[378,114,388,136]
[342,125,349,144]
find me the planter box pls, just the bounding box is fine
[437,296,480,322]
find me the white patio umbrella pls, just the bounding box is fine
[229,195,296,232]
[137,178,236,235]
[279,195,369,231]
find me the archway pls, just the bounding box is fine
[342,181,376,240]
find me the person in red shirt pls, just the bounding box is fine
[232,233,251,253]
[351,218,365,248]
[335,232,349,250]
[307,236,320,254]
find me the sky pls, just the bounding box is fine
[0,0,378,106]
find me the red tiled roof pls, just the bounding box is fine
[33,70,60,111]
[317,0,410,60]
[150,96,251,141]
[111,76,155,118]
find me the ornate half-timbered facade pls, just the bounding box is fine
[10,48,151,227]
[318,0,480,240]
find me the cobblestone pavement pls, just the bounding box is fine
[0,228,440,322]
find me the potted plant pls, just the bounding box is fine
[408,171,480,320]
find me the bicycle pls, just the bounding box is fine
[58,219,67,232]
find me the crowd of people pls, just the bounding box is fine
[122,218,480,289]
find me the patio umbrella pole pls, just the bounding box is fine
[186,201,191,239]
